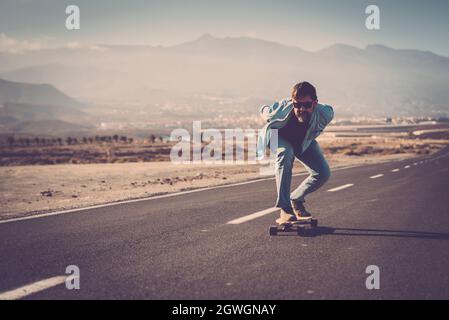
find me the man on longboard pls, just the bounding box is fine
[258,82,334,225]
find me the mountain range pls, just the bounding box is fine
[0,34,448,120]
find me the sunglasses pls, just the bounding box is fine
[292,101,314,110]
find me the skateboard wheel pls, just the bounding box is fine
[269,226,278,236]
[311,219,318,228]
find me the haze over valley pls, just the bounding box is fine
[1,34,449,135]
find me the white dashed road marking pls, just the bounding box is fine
[327,184,354,192]
[226,152,449,226]
[229,183,354,224]
[226,207,278,224]
[0,276,66,300]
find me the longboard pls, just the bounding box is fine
[269,217,318,236]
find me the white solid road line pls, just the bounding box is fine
[391,168,400,172]
[2,151,448,226]
[327,184,354,192]
[0,164,360,225]
[0,276,66,300]
[370,174,384,179]
[226,207,278,224]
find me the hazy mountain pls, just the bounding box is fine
[173,33,309,61]
[0,78,92,133]
[0,34,448,117]
[0,78,82,108]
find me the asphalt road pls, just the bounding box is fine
[1,146,449,299]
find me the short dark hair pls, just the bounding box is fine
[292,81,317,101]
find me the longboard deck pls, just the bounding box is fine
[275,217,313,226]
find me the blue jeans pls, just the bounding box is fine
[275,136,331,209]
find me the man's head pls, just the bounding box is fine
[291,81,318,120]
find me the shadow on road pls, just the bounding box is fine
[294,226,449,240]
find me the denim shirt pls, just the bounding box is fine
[256,99,334,158]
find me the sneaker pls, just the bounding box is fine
[276,207,298,225]
[291,201,312,220]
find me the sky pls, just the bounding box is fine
[1,0,449,56]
